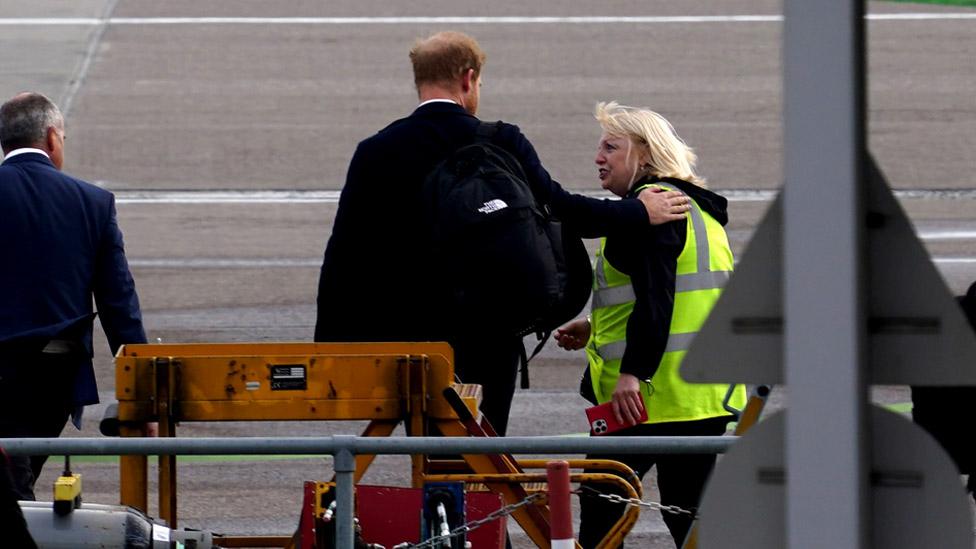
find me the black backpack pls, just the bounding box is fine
[423,122,593,387]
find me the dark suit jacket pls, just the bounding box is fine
[315,102,649,343]
[0,152,146,406]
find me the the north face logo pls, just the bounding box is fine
[477,199,508,214]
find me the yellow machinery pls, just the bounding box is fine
[114,342,641,549]
[52,456,83,516]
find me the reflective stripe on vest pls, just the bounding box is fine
[592,181,729,310]
[591,270,731,309]
[596,331,697,361]
[592,182,727,363]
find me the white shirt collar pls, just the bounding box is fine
[3,148,50,162]
[417,98,458,108]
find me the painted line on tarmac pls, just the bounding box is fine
[130,258,321,268]
[554,403,910,439]
[59,0,120,118]
[2,13,976,26]
[918,230,976,240]
[111,188,976,204]
[114,190,341,204]
[128,255,976,269]
[720,189,976,202]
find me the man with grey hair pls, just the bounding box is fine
[0,92,146,500]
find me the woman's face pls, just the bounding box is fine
[596,132,641,197]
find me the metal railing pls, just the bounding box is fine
[0,435,735,549]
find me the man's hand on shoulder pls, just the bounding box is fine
[637,187,690,225]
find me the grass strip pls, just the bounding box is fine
[882,401,913,414]
[883,0,976,6]
[52,406,917,464]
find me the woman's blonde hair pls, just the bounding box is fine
[594,101,705,187]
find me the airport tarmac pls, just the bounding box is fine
[2,0,976,546]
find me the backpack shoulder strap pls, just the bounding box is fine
[475,121,503,143]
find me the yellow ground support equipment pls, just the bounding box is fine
[114,342,640,549]
[53,456,82,516]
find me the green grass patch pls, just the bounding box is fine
[882,401,913,414]
[51,408,916,464]
[883,0,976,6]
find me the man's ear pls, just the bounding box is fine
[460,68,475,93]
[45,126,65,170]
[45,126,59,152]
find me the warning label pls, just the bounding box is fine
[270,365,307,390]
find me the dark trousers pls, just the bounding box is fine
[578,416,731,549]
[0,354,76,501]
[451,338,521,436]
[0,450,38,548]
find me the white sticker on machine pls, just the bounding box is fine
[270,365,307,390]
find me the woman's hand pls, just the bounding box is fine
[554,317,591,350]
[611,373,646,427]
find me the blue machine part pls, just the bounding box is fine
[421,481,466,549]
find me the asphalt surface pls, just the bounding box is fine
[2,1,976,547]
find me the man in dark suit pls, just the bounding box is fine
[0,92,146,500]
[315,32,689,435]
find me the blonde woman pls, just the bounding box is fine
[555,102,745,548]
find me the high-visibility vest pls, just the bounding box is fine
[584,182,746,423]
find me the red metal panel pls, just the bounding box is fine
[356,485,505,549]
[297,481,317,549]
